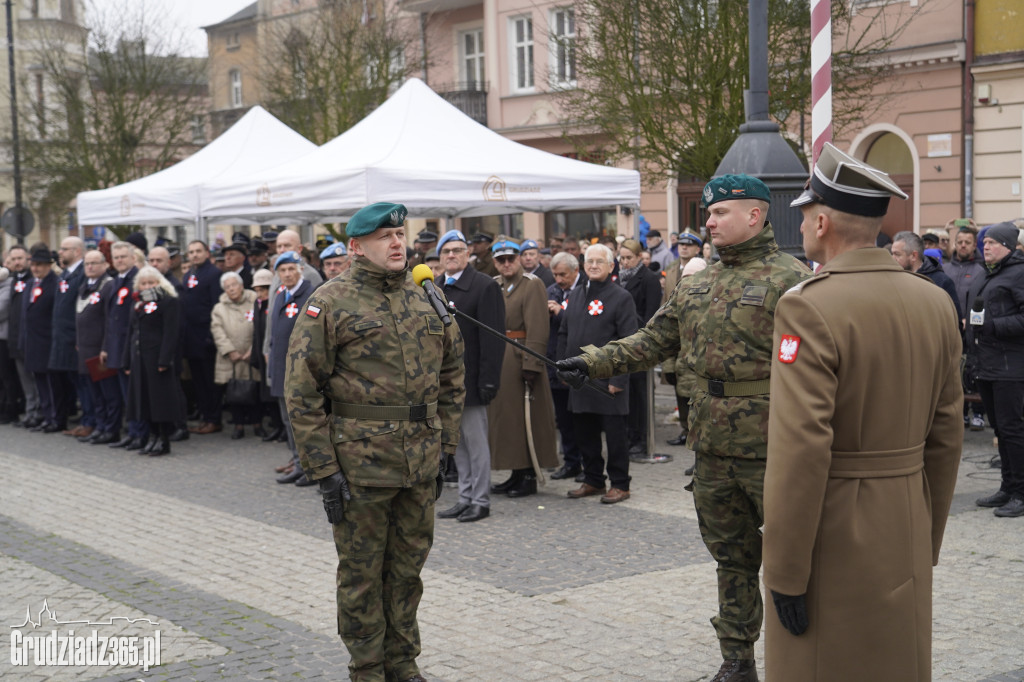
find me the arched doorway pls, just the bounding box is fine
[850,125,919,236]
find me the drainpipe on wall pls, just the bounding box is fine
[963,0,975,218]
[420,13,428,83]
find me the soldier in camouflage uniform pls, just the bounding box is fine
[286,202,465,682]
[557,175,811,682]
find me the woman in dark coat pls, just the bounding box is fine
[126,266,185,456]
[249,269,283,441]
[617,239,663,456]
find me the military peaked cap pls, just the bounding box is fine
[791,142,908,217]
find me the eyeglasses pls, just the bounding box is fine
[440,247,467,256]
[495,255,518,264]
[584,259,609,265]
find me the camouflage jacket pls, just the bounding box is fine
[286,256,465,486]
[581,223,811,459]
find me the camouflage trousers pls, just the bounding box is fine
[332,479,435,682]
[692,452,765,661]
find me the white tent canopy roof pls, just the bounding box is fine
[76,106,317,227]
[199,78,641,224]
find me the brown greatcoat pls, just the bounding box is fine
[488,270,558,470]
[763,248,963,682]
[210,288,258,384]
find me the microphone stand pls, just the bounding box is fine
[446,301,615,399]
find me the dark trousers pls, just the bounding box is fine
[33,371,58,425]
[117,370,149,439]
[228,404,260,425]
[551,387,581,469]
[189,352,223,424]
[977,379,1024,496]
[572,412,630,490]
[88,374,122,434]
[52,370,75,426]
[0,340,23,419]
[627,371,648,448]
[72,372,95,428]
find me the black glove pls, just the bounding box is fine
[522,369,539,389]
[478,383,498,404]
[771,590,808,636]
[555,357,589,389]
[318,471,351,525]
[664,372,677,385]
[436,451,451,499]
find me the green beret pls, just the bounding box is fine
[347,202,408,238]
[701,174,771,208]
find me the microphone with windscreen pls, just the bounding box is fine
[411,264,452,327]
[969,298,985,326]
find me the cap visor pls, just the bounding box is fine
[790,190,817,208]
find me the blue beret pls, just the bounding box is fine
[320,242,348,260]
[492,240,520,257]
[437,229,467,252]
[701,174,771,208]
[520,239,539,252]
[274,250,302,269]
[347,202,407,238]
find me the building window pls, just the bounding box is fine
[550,8,576,87]
[191,115,206,144]
[229,69,242,108]
[31,0,39,18]
[226,32,240,50]
[459,28,485,89]
[510,16,534,92]
[60,0,75,22]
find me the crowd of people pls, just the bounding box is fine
[0,229,349,480]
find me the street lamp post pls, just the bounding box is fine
[714,0,808,254]
[5,0,25,245]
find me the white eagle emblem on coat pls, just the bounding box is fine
[778,335,801,364]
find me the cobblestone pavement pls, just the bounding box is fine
[1,384,1022,681]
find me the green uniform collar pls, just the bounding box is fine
[716,222,779,266]
[352,255,409,291]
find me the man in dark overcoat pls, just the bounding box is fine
[51,237,88,437]
[76,251,118,444]
[22,247,62,432]
[102,241,146,450]
[8,245,39,427]
[435,229,505,523]
[546,251,586,480]
[557,243,638,503]
[269,251,317,486]
[182,240,224,434]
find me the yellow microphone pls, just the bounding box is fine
[411,264,451,326]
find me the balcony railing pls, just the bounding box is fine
[437,81,488,126]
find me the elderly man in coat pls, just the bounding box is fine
[22,247,62,432]
[487,240,558,498]
[557,244,638,503]
[762,143,963,682]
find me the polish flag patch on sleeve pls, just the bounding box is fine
[305,305,321,318]
[778,335,801,364]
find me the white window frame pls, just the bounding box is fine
[509,15,534,93]
[549,7,576,88]
[458,27,485,89]
[229,69,242,108]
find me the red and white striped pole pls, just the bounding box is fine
[811,0,832,163]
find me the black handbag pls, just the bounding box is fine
[225,366,261,406]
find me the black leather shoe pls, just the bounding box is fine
[628,443,646,455]
[168,427,190,442]
[294,474,316,487]
[666,432,688,446]
[149,439,171,456]
[21,417,43,429]
[438,502,470,519]
[977,490,1012,508]
[109,435,134,448]
[994,495,1024,518]
[29,421,50,432]
[685,464,695,476]
[140,435,160,454]
[490,471,523,494]
[42,422,66,433]
[91,432,119,445]
[574,472,585,483]
[277,429,288,442]
[253,425,267,438]
[277,468,303,484]
[231,426,245,440]
[124,437,146,451]
[550,464,581,480]
[711,659,758,682]
[262,426,283,442]
[457,505,490,522]
[506,476,537,498]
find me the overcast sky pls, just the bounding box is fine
[88,0,254,56]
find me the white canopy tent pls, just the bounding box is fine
[199,78,641,225]
[76,106,317,237]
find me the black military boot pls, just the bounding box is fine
[490,469,523,494]
[506,471,537,498]
[710,659,758,682]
